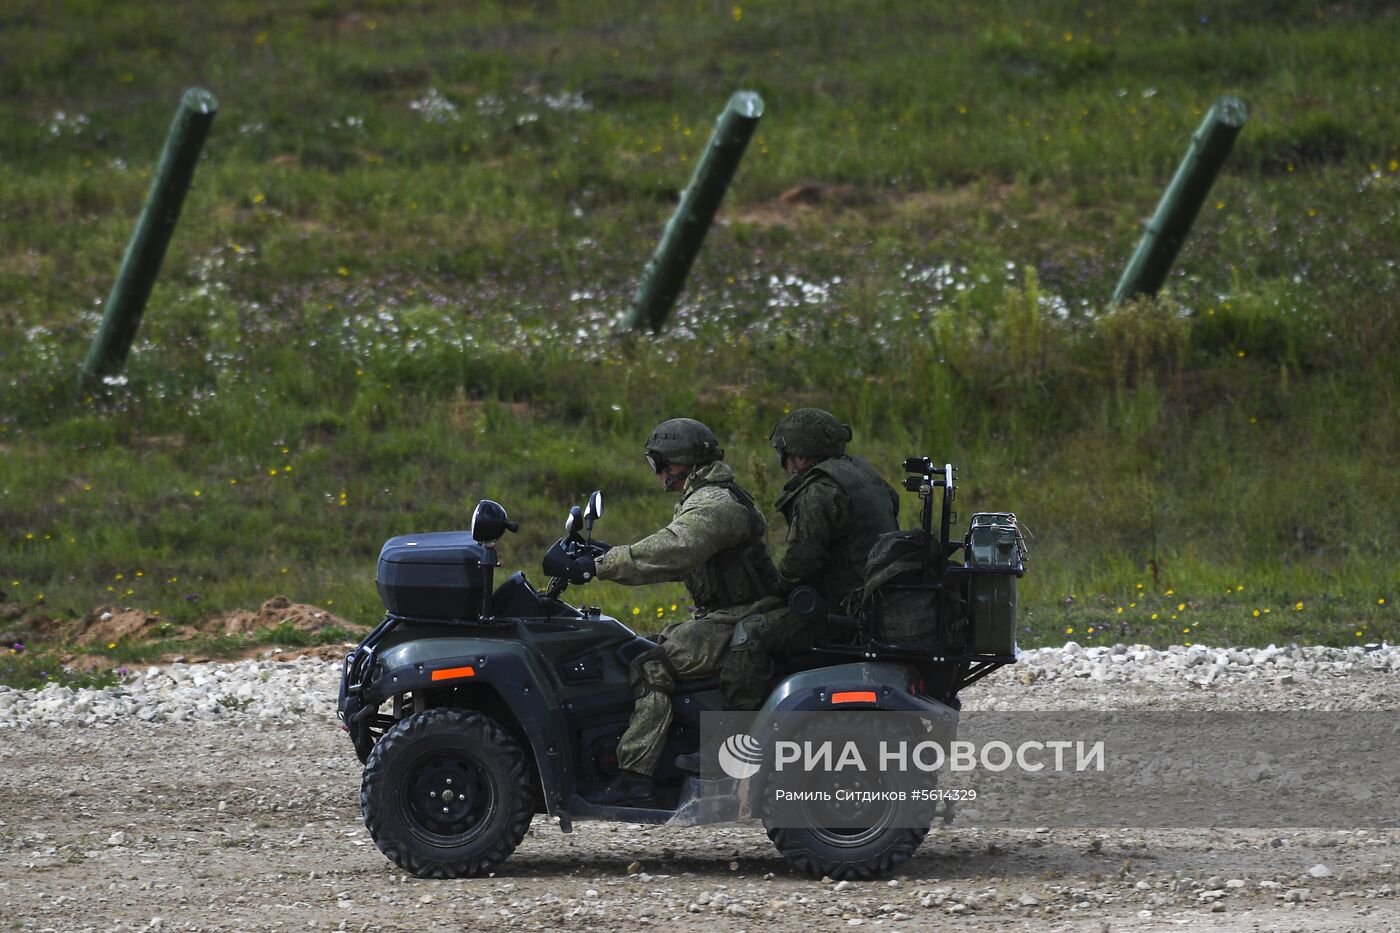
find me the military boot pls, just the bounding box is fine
[588,769,657,807]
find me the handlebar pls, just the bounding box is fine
[543,537,610,600]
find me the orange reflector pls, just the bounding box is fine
[831,690,877,704]
[431,665,476,681]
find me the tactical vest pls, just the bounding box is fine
[775,455,900,601]
[682,477,779,612]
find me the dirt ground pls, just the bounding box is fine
[2,658,1399,932]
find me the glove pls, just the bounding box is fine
[567,553,597,584]
[543,539,597,584]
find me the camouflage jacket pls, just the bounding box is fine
[773,455,900,602]
[595,461,778,614]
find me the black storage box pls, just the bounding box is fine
[376,531,488,620]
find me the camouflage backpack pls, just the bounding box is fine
[859,530,967,650]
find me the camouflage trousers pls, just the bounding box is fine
[615,615,736,777]
[720,607,847,711]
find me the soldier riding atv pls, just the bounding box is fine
[337,425,1026,880]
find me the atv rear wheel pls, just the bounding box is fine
[360,707,533,878]
[766,822,930,881]
[763,782,935,880]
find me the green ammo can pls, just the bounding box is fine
[965,513,1025,659]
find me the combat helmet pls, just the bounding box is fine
[644,417,723,472]
[770,408,852,462]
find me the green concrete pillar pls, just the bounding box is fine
[1112,96,1247,305]
[82,87,219,381]
[623,91,764,333]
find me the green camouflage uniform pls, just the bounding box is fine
[721,455,900,710]
[595,461,778,776]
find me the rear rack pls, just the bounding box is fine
[810,639,1013,701]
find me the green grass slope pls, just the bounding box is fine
[1,0,1397,659]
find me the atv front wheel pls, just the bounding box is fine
[360,708,534,878]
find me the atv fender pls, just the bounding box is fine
[740,662,959,815]
[760,661,956,717]
[363,638,573,818]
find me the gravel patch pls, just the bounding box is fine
[0,657,339,729]
[1,644,1397,931]
[4,643,1397,730]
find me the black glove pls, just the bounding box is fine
[567,553,597,584]
[543,539,598,584]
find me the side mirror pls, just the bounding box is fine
[471,499,519,545]
[583,490,603,529]
[564,505,584,538]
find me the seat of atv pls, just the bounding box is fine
[669,644,861,701]
[779,643,862,674]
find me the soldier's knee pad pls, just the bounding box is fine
[729,621,751,650]
[632,680,669,703]
[729,614,772,650]
[630,648,678,699]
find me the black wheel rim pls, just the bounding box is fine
[402,751,496,847]
[798,774,899,848]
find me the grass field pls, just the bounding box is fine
[2,0,1397,683]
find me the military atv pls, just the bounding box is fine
[337,458,1026,880]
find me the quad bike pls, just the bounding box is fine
[337,458,1026,879]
